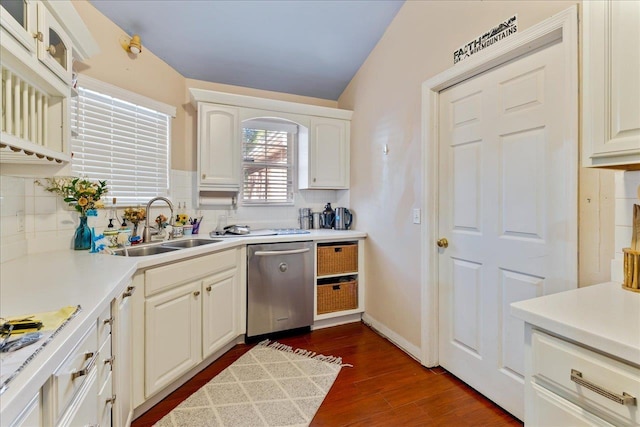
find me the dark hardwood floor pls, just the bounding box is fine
[133,322,523,426]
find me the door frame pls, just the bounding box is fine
[420,6,578,367]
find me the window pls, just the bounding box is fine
[242,119,296,205]
[70,76,175,205]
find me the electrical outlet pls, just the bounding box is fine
[16,210,25,232]
[413,208,421,224]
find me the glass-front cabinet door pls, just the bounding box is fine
[37,2,72,84]
[0,0,37,52]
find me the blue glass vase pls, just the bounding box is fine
[74,216,92,250]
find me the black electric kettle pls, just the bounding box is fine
[321,203,335,229]
[334,207,352,230]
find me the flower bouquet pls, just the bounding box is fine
[37,177,108,250]
[123,207,146,237]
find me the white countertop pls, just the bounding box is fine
[511,282,640,366]
[0,229,365,421]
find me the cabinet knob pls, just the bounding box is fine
[436,238,449,248]
[202,174,206,180]
[47,45,56,55]
[106,395,117,405]
[33,32,43,42]
[194,291,201,297]
[123,285,136,298]
[206,286,212,292]
[103,317,113,326]
[313,178,316,182]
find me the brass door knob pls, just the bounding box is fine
[437,238,449,248]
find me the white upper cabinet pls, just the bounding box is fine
[36,2,72,83]
[197,103,240,191]
[190,88,353,194]
[0,0,37,53]
[582,0,640,169]
[0,0,98,169]
[299,117,350,189]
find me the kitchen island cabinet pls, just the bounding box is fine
[511,282,640,426]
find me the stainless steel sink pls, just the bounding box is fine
[161,239,223,249]
[113,245,180,257]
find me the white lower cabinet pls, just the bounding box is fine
[202,267,239,359]
[525,328,640,426]
[113,285,135,427]
[9,393,40,427]
[145,279,202,397]
[141,248,245,401]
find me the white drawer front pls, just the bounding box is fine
[145,249,238,296]
[98,335,113,392]
[530,382,615,426]
[532,330,639,425]
[52,326,98,421]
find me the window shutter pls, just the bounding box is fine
[71,87,170,205]
[242,120,295,204]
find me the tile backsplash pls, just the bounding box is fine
[611,170,640,282]
[0,170,349,261]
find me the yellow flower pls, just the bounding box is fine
[94,201,105,209]
[78,197,88,207]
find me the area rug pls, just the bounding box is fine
[154,340,349,427]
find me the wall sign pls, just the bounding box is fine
[454,15,518,64]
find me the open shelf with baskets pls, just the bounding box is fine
[314,240,364,321]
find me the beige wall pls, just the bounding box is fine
[72,1,338,171]
[338,1,578,348]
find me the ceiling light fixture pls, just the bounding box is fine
[121,34,142,56]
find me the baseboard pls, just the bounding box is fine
[311,313,362,330]
[362,313,421,361]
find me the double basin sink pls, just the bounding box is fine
[113,238,223,257]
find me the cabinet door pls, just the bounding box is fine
[9,392,40,427]
[36,3,72,84]
[198,103,240,189]
[202,267,238,358]
[144,280,202,398]
[304,117,349,189]
[0,0,36,53]
[583,0,640,169]
[114,285,135,427]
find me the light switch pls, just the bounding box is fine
[413,208,421,224]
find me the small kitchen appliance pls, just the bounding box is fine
[299,208,311,230]
[312,212,322,229]
[334,207,353,230]
[322,203,335,229]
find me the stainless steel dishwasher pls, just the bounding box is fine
[247,241,314,338]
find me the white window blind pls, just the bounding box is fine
[71,86,171,205]
[242,119,296,204]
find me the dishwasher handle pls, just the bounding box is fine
[254,248,310,256]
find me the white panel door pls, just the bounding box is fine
[438,39,576,419]
[144,280,202,398]
[202,267,238,359]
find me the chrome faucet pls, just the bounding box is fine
[143,197,175,243]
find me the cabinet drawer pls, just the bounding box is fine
[52,326,98,421]
[317,243,358,276]
[145,250,238,296]
[98,371,114,427]
[532,330,640,424]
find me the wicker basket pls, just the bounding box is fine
[623,248,640,293]
[317,243,358,276]
[317,280,358,314]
